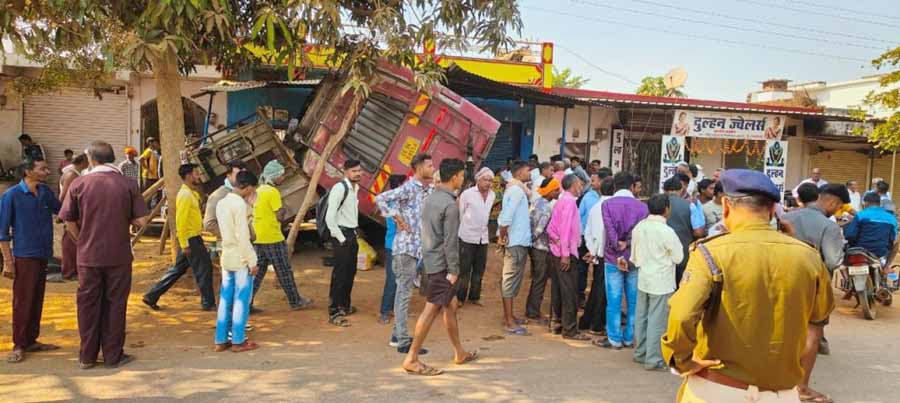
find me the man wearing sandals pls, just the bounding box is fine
[214,171,261,353]
[1,157,62,363]
[401,158,478,376]
[60,141,149,369]
[325,159,363,327]
[496,160,533,335]
[545,174,592,341]
[375,154,433,354]
[661,169,834,402]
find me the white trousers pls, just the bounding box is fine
[680,375,800,403]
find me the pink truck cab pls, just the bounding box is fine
[297,62,501,221]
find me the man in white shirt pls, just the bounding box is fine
[792,168,828,200]
[630,194,683,371]
[579,175,614,333]
[847,180,862,212]
[214,171,261,353]
[456,167,495,306]
[324,159,363,326]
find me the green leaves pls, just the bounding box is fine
[853,45,900,152]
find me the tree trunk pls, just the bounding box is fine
[150,48,186,259]
[285,93,363,256]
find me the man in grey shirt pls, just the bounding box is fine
[203,160,248,237]
[782,183,849,403]
[401,158,477,376]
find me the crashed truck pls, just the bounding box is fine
[185,61,501,235]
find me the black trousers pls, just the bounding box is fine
[329,228,358,316]
[578,262,607,332]
[576,243,589,304]
[457,241,488,303]
[144,236,215,309]
[549,254,579,338]
[526,248,550,318]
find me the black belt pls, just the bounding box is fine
[339,226,357,233]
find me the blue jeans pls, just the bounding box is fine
[215,269,253,345]
[604,263,638,345]
[380,249,396,316]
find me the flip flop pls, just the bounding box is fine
[7,349,24,363]
[454,350,479,365]
[404,362,443,376]
[329,314,351,327]
[231,341,260,353]
[514,318,529,325]
[25,342,60,352]
[563,333,592,341]
[505,326,529,336]
[800,393,834,403]
[214,342,232,352]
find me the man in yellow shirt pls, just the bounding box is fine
[142,163,216,311]
[251,160,313,311]
[139,137,162,207]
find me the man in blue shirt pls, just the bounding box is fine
[0,157,62,363]
[498,160,532,335]
[845,192,898,262]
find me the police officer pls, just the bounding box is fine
[661,169,834,402]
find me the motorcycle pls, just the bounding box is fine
[839,247,899,320]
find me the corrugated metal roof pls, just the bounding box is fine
[551,87,856,120]
[445,64,610,108]
[198,79,321,93]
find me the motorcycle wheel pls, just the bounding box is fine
[860,288,877,320]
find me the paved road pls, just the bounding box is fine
[1,246,899,402]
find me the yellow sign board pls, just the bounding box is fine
[398,137,421,167]
[244,44,546,87]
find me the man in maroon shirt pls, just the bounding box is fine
[60,141,149,369]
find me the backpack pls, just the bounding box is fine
[316,181,349,241]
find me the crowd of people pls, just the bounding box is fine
[3,134,899,401]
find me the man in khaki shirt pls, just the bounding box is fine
[661,169,834,402]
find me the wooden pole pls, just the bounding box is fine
[131,195,166,246]
[142,177,166,201]
[892,150,897,202]
[285,93,363,256]
[158,217,170,256]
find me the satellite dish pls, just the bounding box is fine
[664,67,688,90]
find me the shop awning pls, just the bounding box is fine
[443,64,604,108]
[193,79,321,97]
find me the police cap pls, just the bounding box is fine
[720,169,781,202]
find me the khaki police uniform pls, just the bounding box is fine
[661,220,834,402]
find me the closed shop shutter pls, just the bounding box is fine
[809,150,868,188]
[872,153,899,205]
[24,88,129,188]
[484,124,513,171]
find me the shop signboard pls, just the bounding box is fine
[659,135,685,191]
[611,128,625,174]
[671,109,786,141]
[764,140,789,201]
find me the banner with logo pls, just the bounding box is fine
[671,109,785,141]
[659,135,686,190]
[764,140,788,201]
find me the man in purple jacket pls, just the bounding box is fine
[595,172,648,349]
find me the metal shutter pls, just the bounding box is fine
[809,150,868,188]
[483,125,513,171]
[872,153,899,205]
[24,88,129,188]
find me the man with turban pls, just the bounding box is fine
[118,147,140,183]
[526,177,560,323]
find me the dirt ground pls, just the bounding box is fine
[2,237,900,402]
